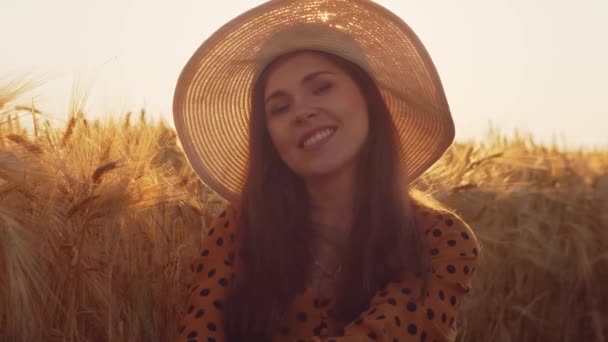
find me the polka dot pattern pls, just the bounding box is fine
[173,203,241,342]
[173,202,481,342]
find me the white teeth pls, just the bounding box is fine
[303,128,335,147]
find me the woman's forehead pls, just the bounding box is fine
[264,52,339,89]
[276,51,342,74]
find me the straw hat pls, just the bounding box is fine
[173,0,455,202]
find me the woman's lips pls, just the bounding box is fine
[300,127,337,151]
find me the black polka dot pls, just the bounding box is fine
[207,322,217,331]
[401,287,412,295]
[207,269,216,278]
[459,252,467,257]
[420,331,427,342]
[447,240,456,247]
[219,211,226,218]
[445,219,454,226]
[446,265,456,274]
[429,248,439,256]
[461,232,470,240]
[196,264,203,272]
[213,300,222,309]
[375,314,386,320]
[368,331,377,339]
[408,324,418,335]
[394,316,401,326]
[441,313,447,323]
[195,309,204,318]
[439,290,445,301]
[450,296,457,306]
[199,288,210,296]
[464,265,470,275]
[426,308,435,320]
[201,249,209,257]
[208,228,215,236]
[387,298,397,306]
[187,305,194,314]
[218,278,228,287]
[187,331,197,338]
[216,238,224,246]
[297,312,307,322]
[432,229,442,237]
[368,307,378,315]
[178,325,185,334]
[406,302,417,312]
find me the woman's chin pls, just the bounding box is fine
[296,162,345,180]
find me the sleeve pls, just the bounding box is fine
[308,211,481,342]
[173,202,240,342]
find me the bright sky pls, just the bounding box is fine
[3,0,607,149]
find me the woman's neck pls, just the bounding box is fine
[306,171,356,247]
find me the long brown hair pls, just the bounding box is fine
[222,50,433,341]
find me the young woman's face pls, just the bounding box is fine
[263,52,369,180]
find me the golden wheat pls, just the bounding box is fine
[0,82,606,341]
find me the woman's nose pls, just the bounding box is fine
[294,107,318,124]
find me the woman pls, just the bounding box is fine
[172,1,481,341]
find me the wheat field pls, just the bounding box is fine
[0,81,607,341]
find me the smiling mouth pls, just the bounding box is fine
[300,128,337,150]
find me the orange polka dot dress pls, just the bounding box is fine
[173,202,481,342]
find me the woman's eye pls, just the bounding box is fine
[270,105,288,115]
[268,84,331,115]
[314,83,332,95]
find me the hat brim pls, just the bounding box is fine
[173,0,455,202]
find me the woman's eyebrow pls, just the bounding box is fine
[265,70,334,104]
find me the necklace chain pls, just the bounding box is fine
[310,248,343,279]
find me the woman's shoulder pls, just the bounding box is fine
[209,200,241,225]
[410,201,481,254]
[203,200,243,248]
[411,200,467,228]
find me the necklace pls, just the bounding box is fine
[309,244,343,279]
[312,257,343,279]
[309,244,343,300]
[310,254,342,300]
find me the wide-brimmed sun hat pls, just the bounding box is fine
[173,0,455,202]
